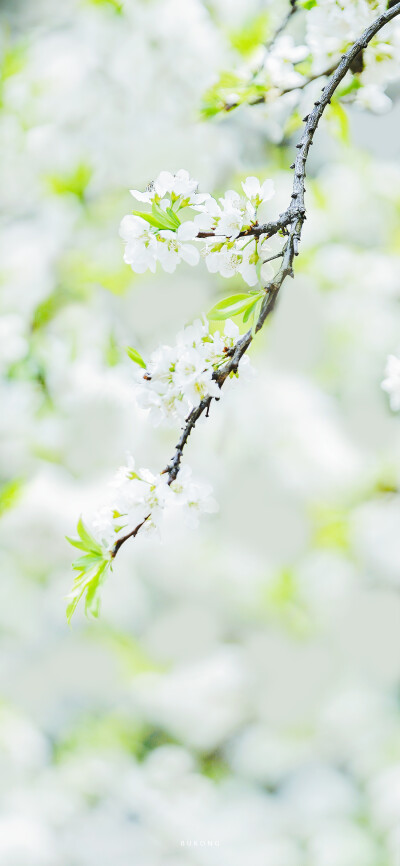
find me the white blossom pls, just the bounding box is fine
[133,317,246,427]
[205,238,259,286]
[382,354,400,410]
[170,465,218,528]
[87,455,218,544]
[242,176,275,208]
[264,36,309,90]
[156,224,199,272]
[119,214,158,273]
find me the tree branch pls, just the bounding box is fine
[112,2,400,559]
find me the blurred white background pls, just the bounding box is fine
[1,0,400,863]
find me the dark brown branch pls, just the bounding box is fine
[111,515,150,557]
[111,2,400,559]
[224,64,339,114]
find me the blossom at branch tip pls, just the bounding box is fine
[170,465,218,529]
[89,455,218,548]
[382,354,400,411]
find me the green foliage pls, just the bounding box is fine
[201,71,266,118]
[300,0,317,9]
[66,518,112,623]
[86,0,123,11]
[46,163,93,201]
[131,203,181,231]
[336,77,362,99]
[0,42,27,106]
[311,504,350,550]
[228,12,270,58]
[326,100,350,144]
[0,478,24,518]
[58,251,134,298]
[31,287,85,331]
[126,346,146,368]
[208,291,264,322]
[262,569,312,636]
[284,109,303,139]
[95,627,165,675]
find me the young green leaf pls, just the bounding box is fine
[208,292,263,321]
[126,346,146,369]
[165,206,181,227]
[131,209,165,230]
[151,203,179,231]
[76,517,103,555]
[66,529,112,623]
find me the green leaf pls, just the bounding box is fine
[208,292,263,321]
[336,77,362,99]
[45,162,92,201]
[0,478,24,518]
[165,206,181,228]
[66,518,103,557]
[229,12,270,58]
[201,71,267,118]
[151,203,178,231]
[77,517,103,554]
[126,346,146,369]
[66,536,93,553]
[242,298,259,324]
[326,100,350,144]
[130,209,165,230]
[87,0,123,12]
[66,558,111,624]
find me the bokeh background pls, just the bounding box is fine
[1,0,400,864]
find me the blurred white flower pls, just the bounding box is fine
[382,354,400,410]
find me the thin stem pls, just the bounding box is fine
[111,2,400,559]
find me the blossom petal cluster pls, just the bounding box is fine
[306,0,400,112]
[202,5,400,124]
[133,317,248,427]
[120,171,275,287]
[89,455,218,552]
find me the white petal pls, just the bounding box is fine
[119,214,148,240]
[180,244,200,266]
[260,261,274,282]
[154,170,174,197]
[129,189,152,203]
[178,221,198,241]
[260,178,275,201]
[242,176,260,199]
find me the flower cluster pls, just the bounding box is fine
[306,0,400,112]
[120,170,275,287]
[67,456,218,620]
[132,317,249,427]
[202,4,400,121]
[91,455,218,551]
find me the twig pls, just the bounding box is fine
[111,2,400,559]
[251,0,299,79]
